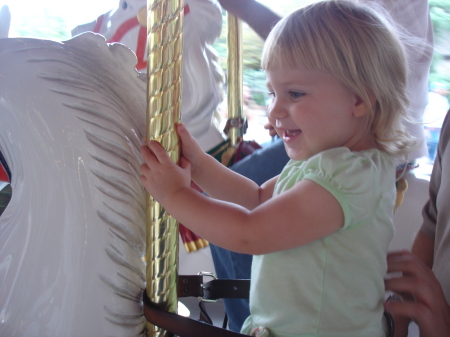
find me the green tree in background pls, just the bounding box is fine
[213,1,307,106]
[430,0,450,38]
[429,0,450,96]
[215,1,450,104]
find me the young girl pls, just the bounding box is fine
[140,1,415,336]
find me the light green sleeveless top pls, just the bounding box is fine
[241,147,395,337]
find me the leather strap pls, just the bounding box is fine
[143,290,250,337]
[177,275,250,328]
[147,276,394,337]
[204,279,250,300]
[178,275,205,298]
[177,275,250,300]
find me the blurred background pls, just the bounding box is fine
[1,0,449,174]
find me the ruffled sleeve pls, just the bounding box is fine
[301,148,395,229]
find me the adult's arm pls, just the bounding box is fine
[385,115,450,337]
[411,230,435,269]
[217,0,281,39]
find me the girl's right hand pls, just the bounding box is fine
[176,124,206,174]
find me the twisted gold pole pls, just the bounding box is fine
[145,0,184,336]
[226,13,243,146]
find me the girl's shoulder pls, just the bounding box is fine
[277,147,395,197]
[294,148,396,229]
[285,147,394,176]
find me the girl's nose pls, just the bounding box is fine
[267,98,287,120]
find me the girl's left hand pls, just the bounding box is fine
[140,140,192,206]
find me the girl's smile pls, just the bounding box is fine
[266,64,375,161]
[281,128,302,142]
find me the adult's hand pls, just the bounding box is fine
[263,121,277,138]
[385,250,450,337]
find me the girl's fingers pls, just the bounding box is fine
[177,123,188,136]
[177,123,204,163]
[177,123,193,146]
[139,162,150,174]
[141,140,170,162]
[147,140,174,166]
[180,157,191,170]
[177,123,200,148]
[139,174,147,185]
[140,144,157,166]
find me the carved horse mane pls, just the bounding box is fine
[0,34,147,337]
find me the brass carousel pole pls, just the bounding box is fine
[226,13,244,146]
[145,0,183,336]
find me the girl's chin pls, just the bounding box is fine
[284,148,310,161]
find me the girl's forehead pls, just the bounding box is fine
[265,67,352,92]
[263,50,323,74]
[266,65,329,80]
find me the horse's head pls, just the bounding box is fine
[72,0,147,63]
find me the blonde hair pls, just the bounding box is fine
[261,0,416,157]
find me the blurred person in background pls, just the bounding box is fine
[423,82,449,161]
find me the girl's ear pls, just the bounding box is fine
[352,94,376,118]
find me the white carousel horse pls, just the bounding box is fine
[71,0,226,273]
[0,33,147,336]
[0,1,224,335]
[72,0,149,71]
[0,33,151,337]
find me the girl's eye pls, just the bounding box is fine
[289,91,303,99]
[267,91,275,98]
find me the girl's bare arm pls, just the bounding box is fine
[176,123,275,209]
[140,138,343,255]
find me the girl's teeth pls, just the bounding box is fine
[285,130,301,137]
